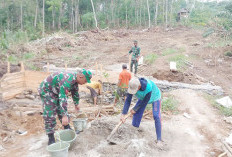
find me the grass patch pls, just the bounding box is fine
[8,55,18,64]
[179,47,186,53]
[162,96,179,114]
[22,52,35,60]
[162,48,177,56]
[144,53,158,65]
[25,62,40,71]
[144,96,179,114]
[225,51,232,57]
[203,94,232,117]
[168,54,188,70]
[206,40,232,48]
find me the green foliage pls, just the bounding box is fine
[225,51,232,57]
[26,62,40,71]
[81,12,94,28]
[203,94,232,117]
[162,96,179,114]
[8,55,18,64]
[0,30,30,51]
[206,39,232,48]
[103,72,110,83]
[22,52,35,60]
[162,48,178,56]
[144,53,158,65]
[168,54,188,69]
[202,28,214,38]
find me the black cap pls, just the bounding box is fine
[122,64,127,69]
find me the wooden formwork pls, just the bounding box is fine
[0,62,50,101]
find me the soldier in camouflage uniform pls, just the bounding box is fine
[129,40,141,74]
[38,69,92,145]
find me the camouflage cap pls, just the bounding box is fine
[82,69,92,83]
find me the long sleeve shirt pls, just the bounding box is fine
[129,46,141,60]
[38,72,79,116]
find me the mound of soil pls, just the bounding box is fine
[70,117,162,157]
[0,62,20,79]
[152,70,197,84]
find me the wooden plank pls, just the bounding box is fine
[1,82,25,90]
[1,88,25,100]
[1,72,24,78]
[0,79,24,86]
[1,75,24,82]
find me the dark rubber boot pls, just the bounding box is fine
[64,124,71,130]
[48,133,55,145]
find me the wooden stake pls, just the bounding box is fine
[95,62,98,75]
[20,62,25,72]
[65,63,67,72]
[129,55,131,72]
[47,62,49,72]
[7,62,10,73]
[100,64,103,75]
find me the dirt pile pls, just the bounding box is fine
[70,117,162,157]
[152,70,197,84]
[0,61,20,79]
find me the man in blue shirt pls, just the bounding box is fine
[120,77,163,147]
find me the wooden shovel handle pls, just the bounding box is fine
[107,112,132,141]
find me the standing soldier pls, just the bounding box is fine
[38,69,92,145]
[129,40,141,74]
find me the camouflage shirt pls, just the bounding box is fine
[38,72,79,115]
[129,46,141,60]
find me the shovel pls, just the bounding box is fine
[107,112,132,144]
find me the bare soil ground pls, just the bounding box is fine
[0,27,232,156]
[0,89,229,157]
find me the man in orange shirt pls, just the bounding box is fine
[114,64,131,106]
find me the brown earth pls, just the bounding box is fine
[0,27,232,156]
[0,89,229,157]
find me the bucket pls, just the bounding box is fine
[73,113,88,132]
[47,142,70,157]
[55,130,77,148]
[72,118,87,132]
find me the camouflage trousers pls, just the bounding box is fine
[130,60,138,74]
[40,93,68,134]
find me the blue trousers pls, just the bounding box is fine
[132,99,162,141]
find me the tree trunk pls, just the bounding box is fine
[163,0,165,23]
[74,0,80,32]
[90,0,98,29]
[71,0,74,33]
[144,5,146,26]
[169,0,173,25]
[126,5,128,28]
[146,0,151,28]
[165,0,168,29]
[52,7,55,30]
[139,0,142,27]
[111,0,114,27]
[117,5,120,27]
[7,11,9,30]
[58,3,62,30]
[42,0,45,36]
[155,0,158,25]
[34,0,38,28]
[134,2,137,25]
[20,0,23,30]
[136,1,139,25]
